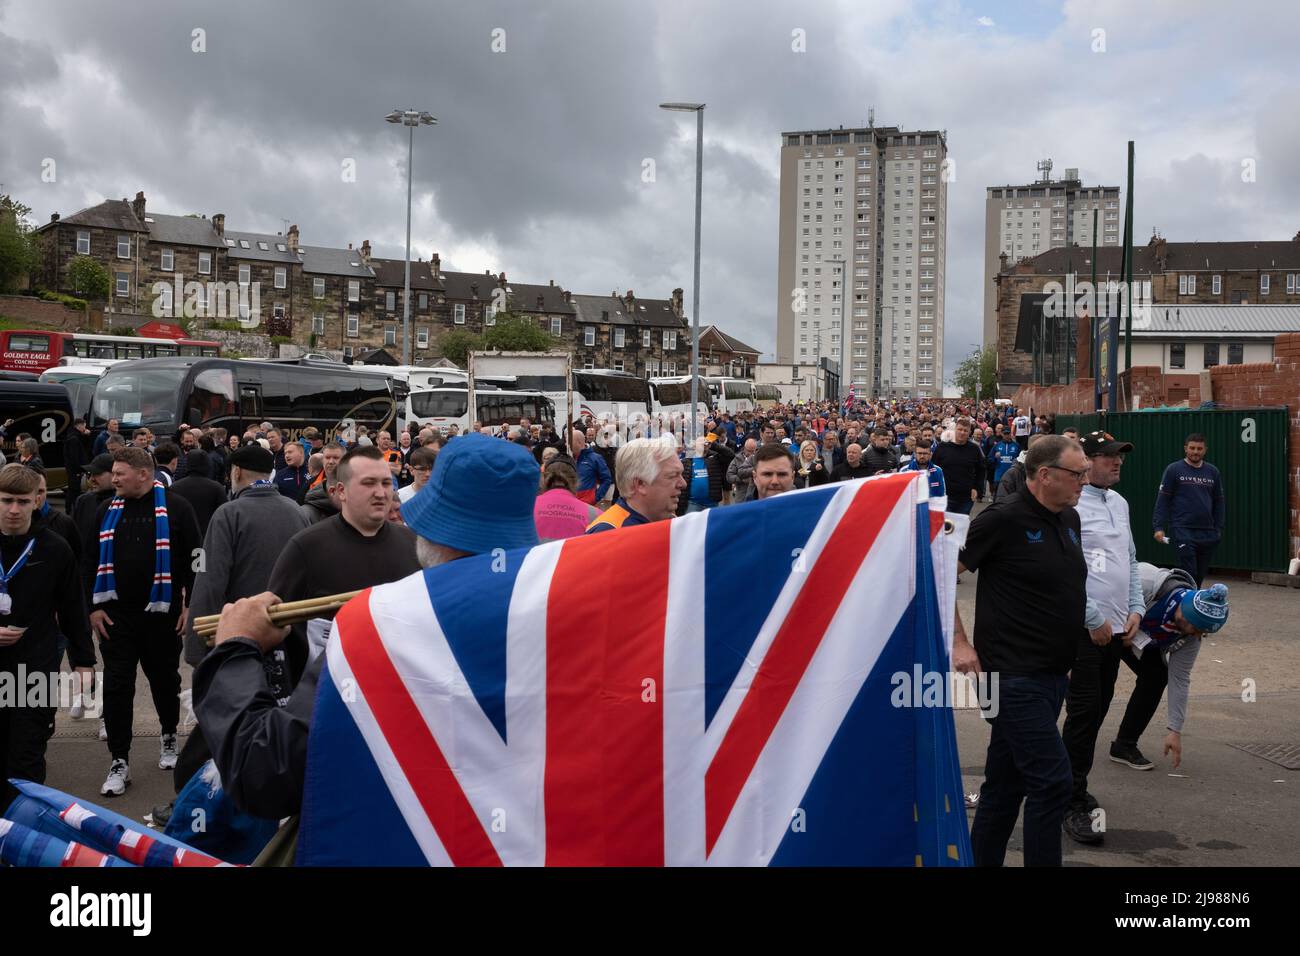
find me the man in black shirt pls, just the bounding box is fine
[952,435,1095,866]
[932,417,985,516]
[0,464,94,809]
[171,449,229,538]
[81,447,202,797]
[831,443,875,482]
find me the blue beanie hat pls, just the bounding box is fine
[1180,583,1229,634]
[400,434,539,555]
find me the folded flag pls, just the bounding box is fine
[3,779,229,867]
[300,472,971,866]
[0,818,130,868]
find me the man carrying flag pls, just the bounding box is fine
[194,435,541,823]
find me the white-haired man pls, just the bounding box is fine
[586,435,686,534]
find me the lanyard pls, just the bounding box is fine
[0,537,35,593]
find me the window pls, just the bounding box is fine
[159,248,174,272]
[117,235,130,258]
[346,315,359,337]
[613,359,624,372]
[76,231,90,254]
[419,292,428,310]
[257,241,269,251]
[1212,274,1221,295]
[663,330,677,350]
[238,265,250,285]
[385,291,396,311]
[484,304,496,326]
[1178,274,1196,295]
[1228,343,1243,364]
[384,326,397,346]
[550,317,562,335]
[158,284,173,315]
[1169,343,1185,369]
[1289,274,1298,294]
[642,329,652,348]
[313,278,325,298]
[1204,343,1219,367]
[614,328,625,348]
[274,267,286,290]
[1260,274,1270,294]
[417,327,429,348]
[309,314,324,335]
[454,304,466,324]
[348,280,360,303]
[239,239,249,249]
[115,272,129,297]
[584,327,595,346]
[8,333,50,354]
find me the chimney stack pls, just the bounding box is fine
[431,252,440,277]
[50,212,59,223]
[131,191,146,221]
[287,224,300,252]
[671,287,684,318]
[359,239,371,263]
[212,213,225,236]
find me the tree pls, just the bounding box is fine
[0,195,40,293]
[482,314,559,353]
[438,330,482,367]
[66,255,111,301]
[950,345,998,400]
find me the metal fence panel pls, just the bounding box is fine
[1053,408,1289,572]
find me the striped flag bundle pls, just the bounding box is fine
[299,472,972,866]
[2,780,229,867]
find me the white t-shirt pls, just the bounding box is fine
[1012,415,1030,437]
[398,483,419,503]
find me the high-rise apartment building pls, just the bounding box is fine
[982,161,1120,347]
[776,123,948,399]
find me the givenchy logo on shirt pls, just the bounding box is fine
[1025,529,1043,543]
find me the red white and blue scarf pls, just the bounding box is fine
[93,481,172,612]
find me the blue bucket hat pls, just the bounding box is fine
[400,434,539,554]
[1179,583,1229,634]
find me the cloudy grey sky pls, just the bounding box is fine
[3,0,1296,380]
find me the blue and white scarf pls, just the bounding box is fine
[93,480,172,612]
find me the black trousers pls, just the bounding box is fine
[1062,633,1168,810]
[1175,538,1216,587]
[99,608,182,762]
[0,653,59,809]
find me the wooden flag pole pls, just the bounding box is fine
[195,590,364,644]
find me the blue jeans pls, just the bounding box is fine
[971,673,1073,866]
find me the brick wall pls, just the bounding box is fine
[0,294,91,331]
[1009,377,1098,416]
[1210,333,1300,557]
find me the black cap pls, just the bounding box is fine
[1081,430,1134,457]
[229,443,275,474]
[85,453,115,475]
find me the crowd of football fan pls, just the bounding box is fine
[0,393,1230,866]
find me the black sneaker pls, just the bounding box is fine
[1109,741,1154,770]
[1063,808,1104,845]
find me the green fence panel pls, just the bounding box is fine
[1053,408,1289,572]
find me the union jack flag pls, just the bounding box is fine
[298,472,971,866]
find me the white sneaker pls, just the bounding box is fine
[101,759,129,797]
[159,734,178,771]
[98,719,108,741]
[70,695,85,719]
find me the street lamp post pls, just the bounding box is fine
[660,102,705,442]
[384,108,437,366]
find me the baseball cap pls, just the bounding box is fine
[1080,430,1134,457]
[85,453,115,476]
